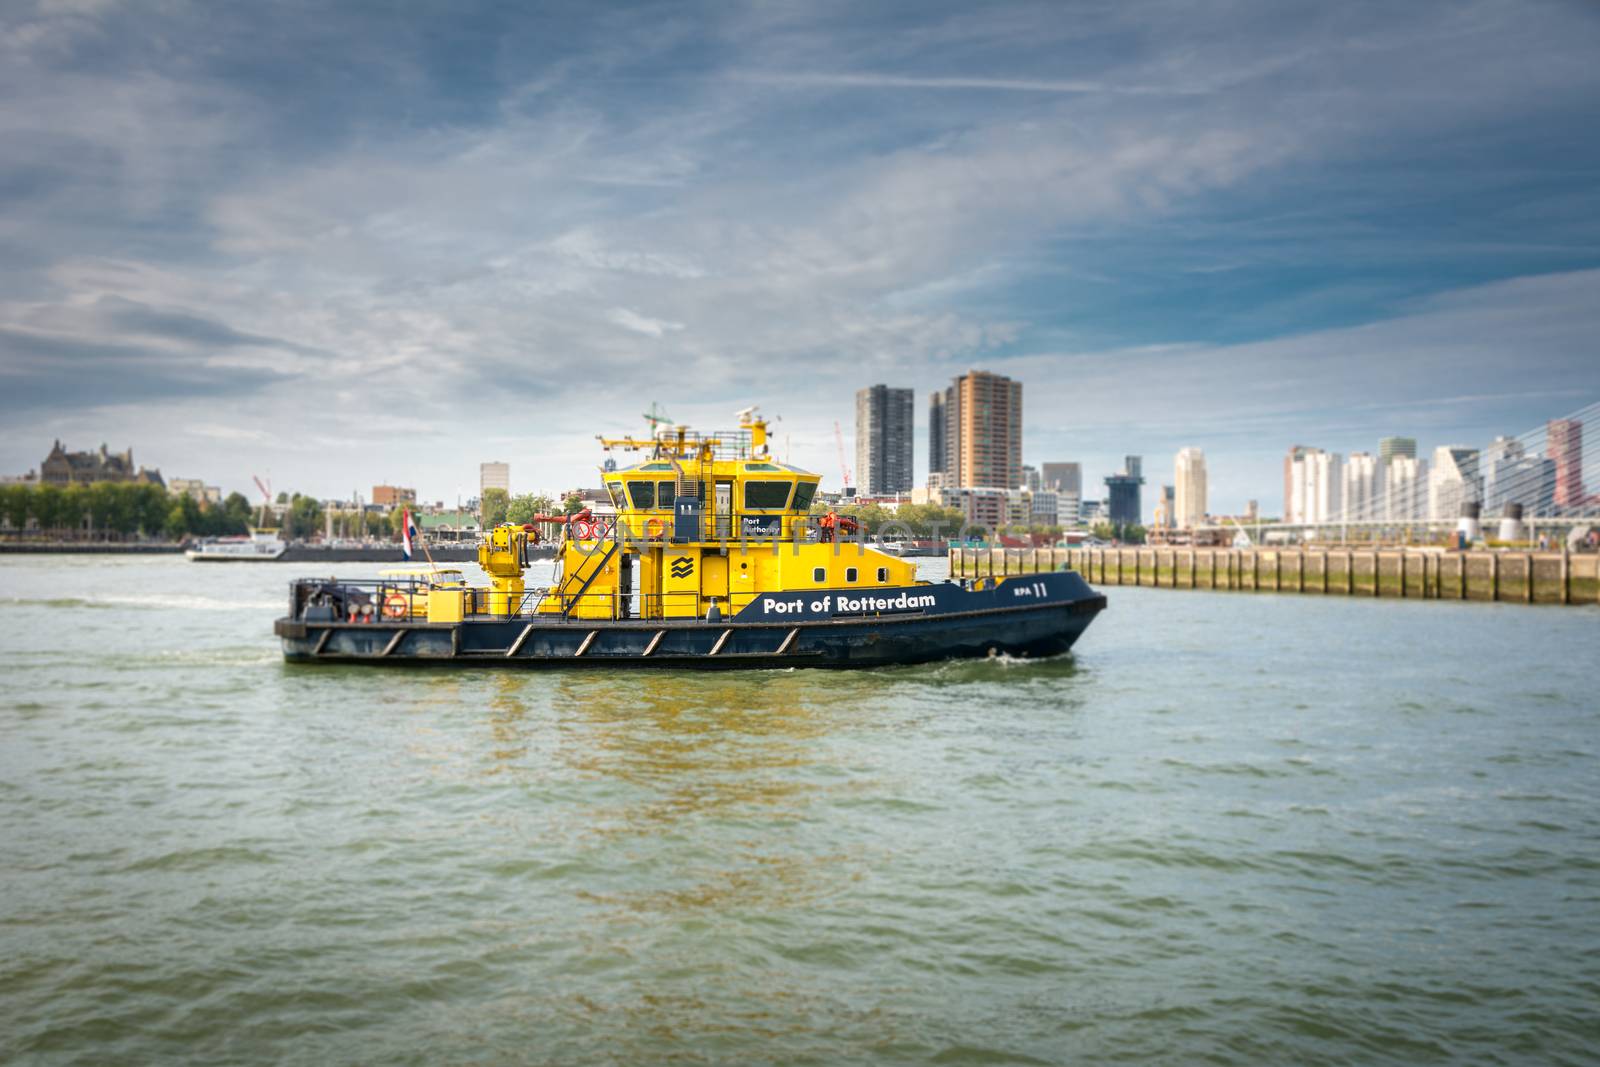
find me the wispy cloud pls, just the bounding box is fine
[724,71,1202,95]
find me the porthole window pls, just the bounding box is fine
[877,567,888,582]
[846,567,858,582]
[813,567,826,582]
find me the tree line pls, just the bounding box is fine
[0,483,422,542]
[480,489,587,527]
[0,482,255,540]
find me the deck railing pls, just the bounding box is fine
[289,577,760,624]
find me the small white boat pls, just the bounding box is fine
[186,529,287,562]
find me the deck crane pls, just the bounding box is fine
[833,421,853,491]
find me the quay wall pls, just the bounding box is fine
[949,546,1600,606]
[0,541,182,554]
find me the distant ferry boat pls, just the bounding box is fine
[185,530,287,562]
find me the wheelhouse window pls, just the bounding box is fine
[626,481,656,509]
[744,480,793,510]
[605,483,626,509]
[791,482,818,512]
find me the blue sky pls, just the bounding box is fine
[3,0,1598,512]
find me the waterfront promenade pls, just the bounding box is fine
[951,545,1600,605]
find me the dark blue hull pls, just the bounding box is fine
[275,573,1106,670]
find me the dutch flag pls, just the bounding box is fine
[401,508,420,560]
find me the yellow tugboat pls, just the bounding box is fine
[274,410,1105,667]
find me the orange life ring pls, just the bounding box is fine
[645,517,665,540]
[570,518,593,540]
[382,593,408,619]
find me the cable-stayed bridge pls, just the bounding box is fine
[1196,399,1600,545]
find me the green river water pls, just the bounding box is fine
[1,555,1596,1065]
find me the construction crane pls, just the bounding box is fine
[642,402,673,434]
[833,421,852,490]
[252,475,274,529]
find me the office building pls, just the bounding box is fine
[1152,485,1175,530]
[372,485,417,508]
[1021,464,1040,492]
[1379,436,1417,468]
[1548,418,1584,508]
[930,485,1012,532]
[1484,436,1555,515]
[1104,456,1144,528]
[1040,462,1081,496]
[932,370,1023,489]
[855,385,915,496]
[1029,489,1059,527]
[927,392,946,485]
[480,462,510,496]
[168,478,222,506]
[1174,447,1207,528]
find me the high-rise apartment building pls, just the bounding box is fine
[480,462,510,497]
[931,370,1023,489]
[1548,418,1584,508]
[1283,445,1310,520]
[1285,447,1341,524]
[1021,464,1040,492]
[1379,436,1417,468]
[927,393,946,486]
[1384,456,1426,520]
[854,385,915,496]
[1342,452,1379,521]
[1174,447,1207,528]
[1428,446,1480,521]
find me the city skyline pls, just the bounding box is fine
[12,398,1596,525]
[3,2,1599,508]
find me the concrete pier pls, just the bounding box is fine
[949,546,1600,606]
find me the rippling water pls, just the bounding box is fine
[2,555,1597,1065]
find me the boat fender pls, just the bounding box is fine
[383,593,408,619]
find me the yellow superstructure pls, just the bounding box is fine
[477,410,922,622]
